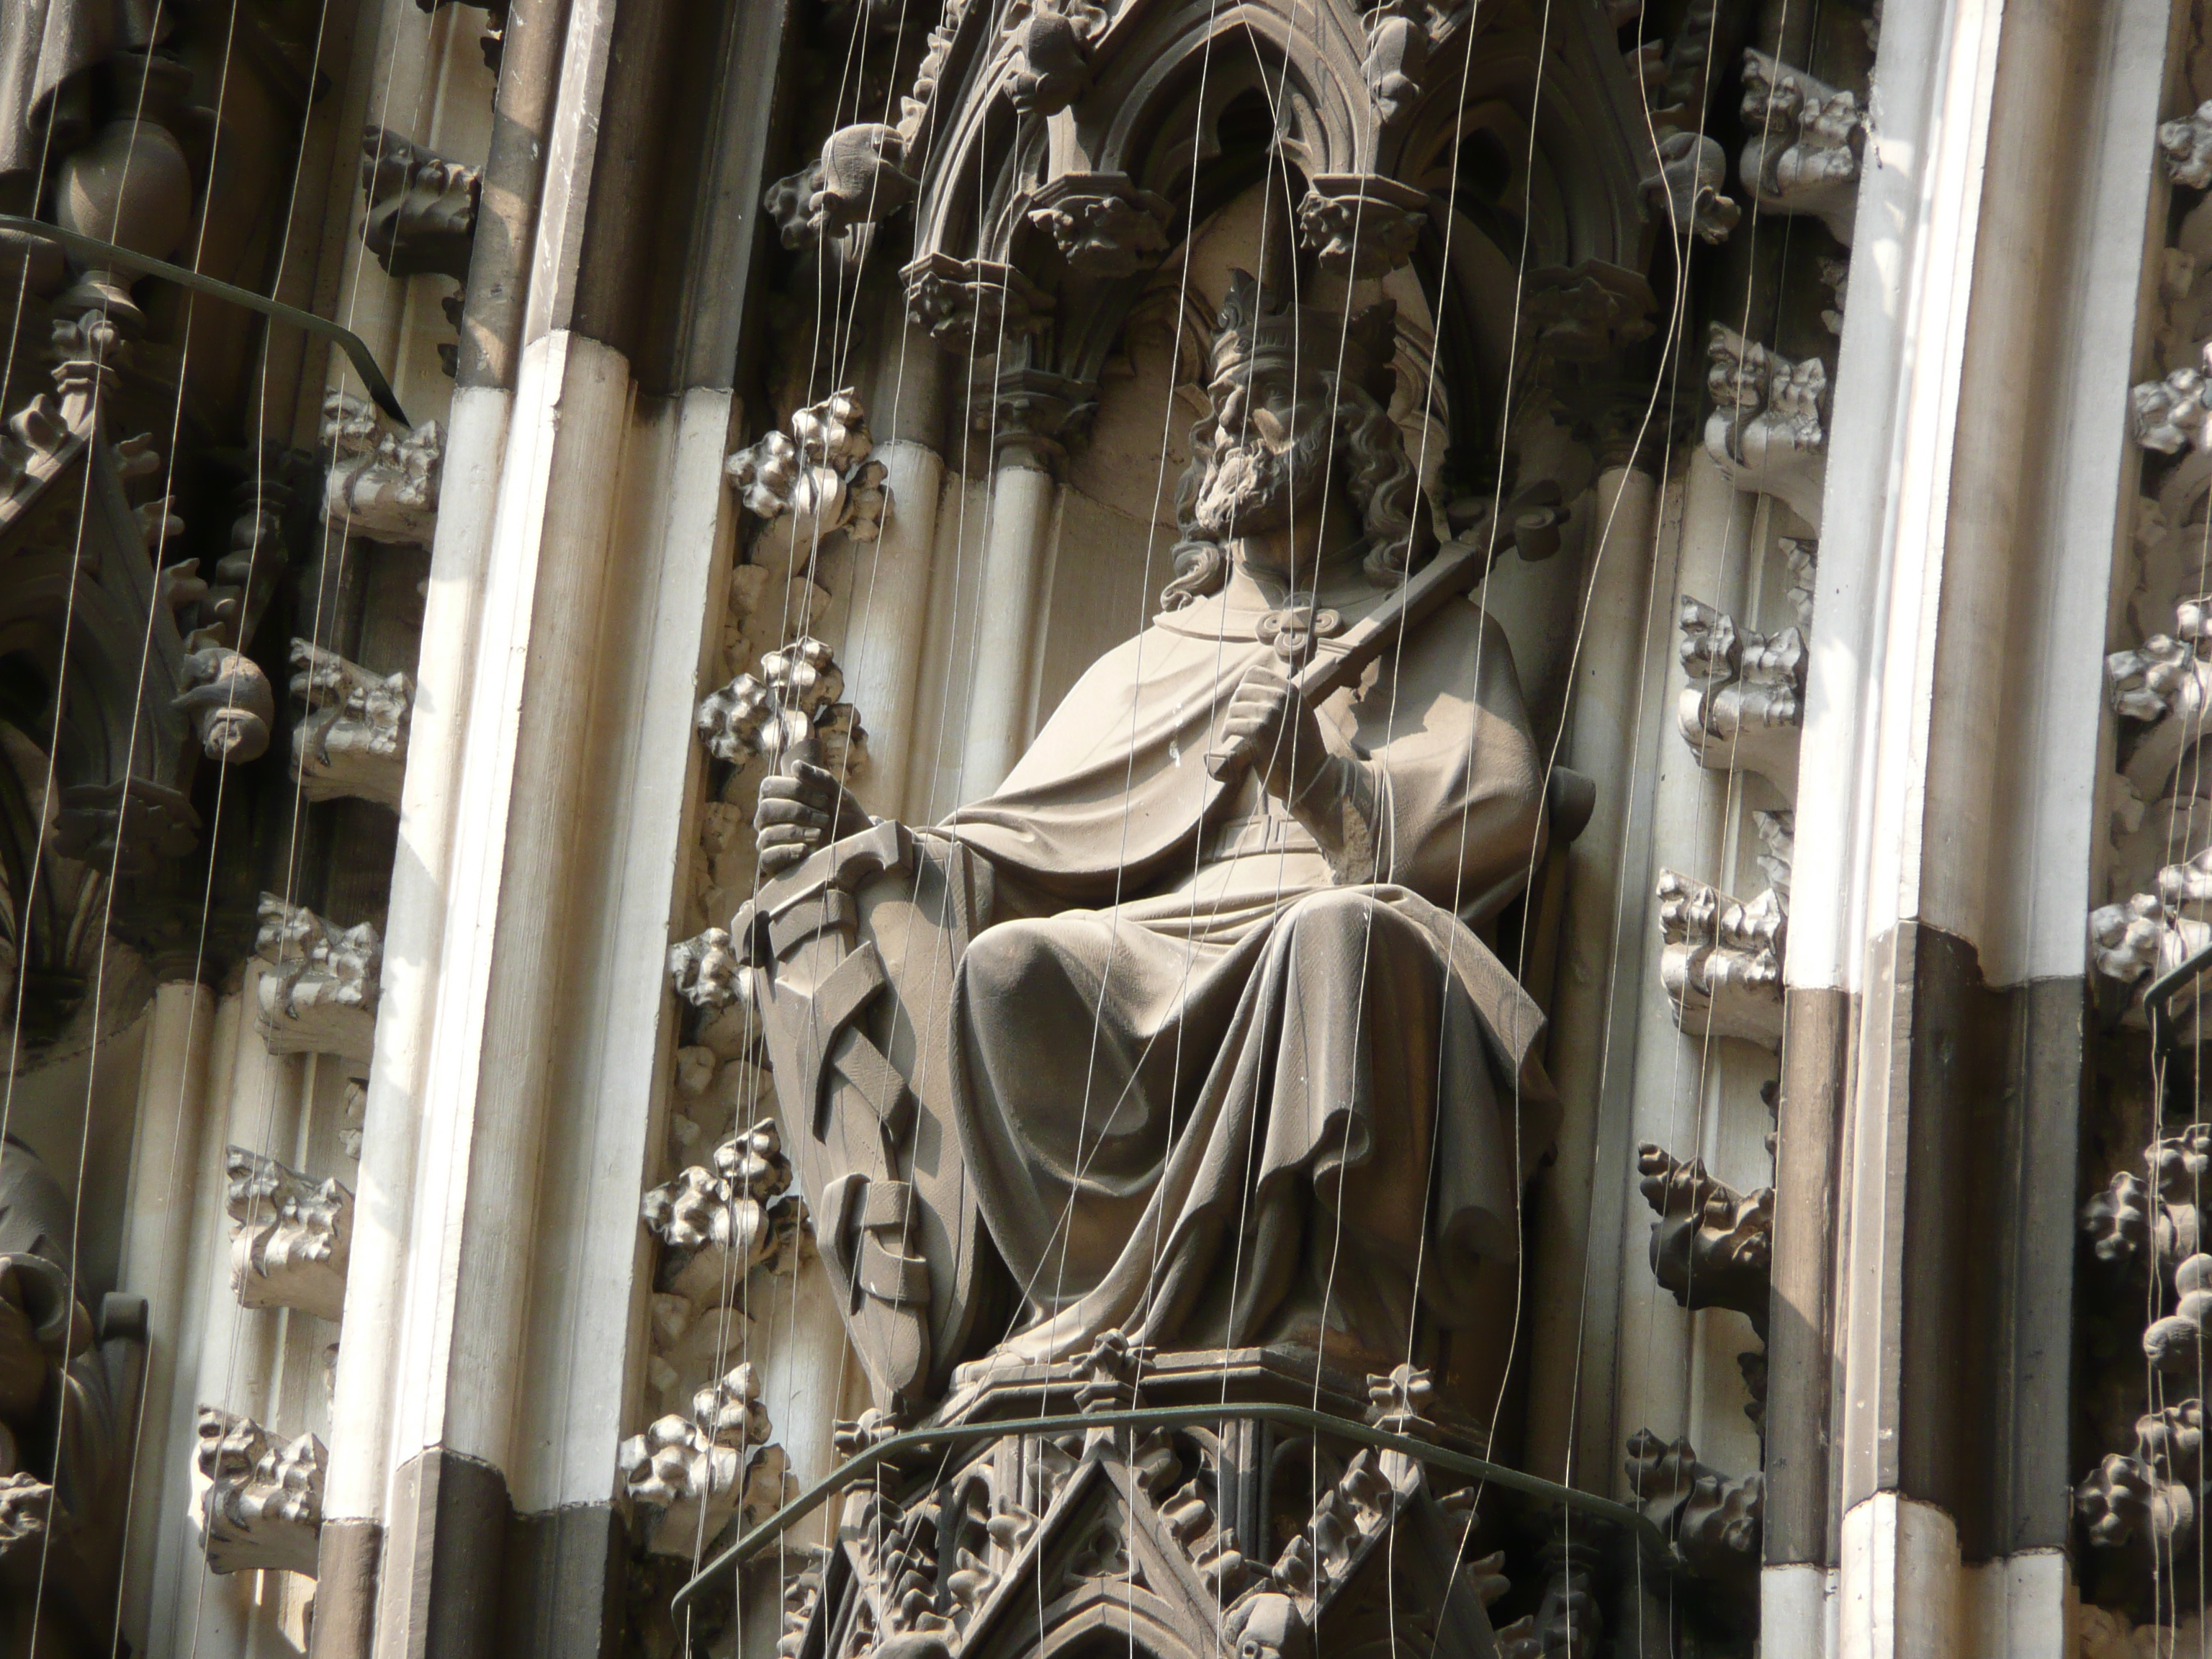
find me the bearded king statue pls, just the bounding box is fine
[737,271,1558,1419]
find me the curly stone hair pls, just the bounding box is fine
[1158,369,1433,608]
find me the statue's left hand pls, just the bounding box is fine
[1222,665,1331,805]
[755,759,872,876]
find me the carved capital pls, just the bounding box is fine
[226,1148,352,1321]
[2162,101,2212,189]
[192,1409,325,1577]
[322,391,444,547]
[254,894,382,1062]
[726,390,887,565]
[1640,130,1740,244]
[1026,174,1172,279]
[1522,261,1658,364]
[1657,871,1786,1049]
[618,1362,789,1557]
[359,126,480,284]
[1737,50,1864,243]
[1676,596,1805,789]
[1703,324,1828,525]
[1296,175,1429,278]
[979,368,1097,467]
[904,252,1056,355]
[642,1120,802,1304]
[289,640,414,809]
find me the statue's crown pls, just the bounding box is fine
[1208,269,1398,405]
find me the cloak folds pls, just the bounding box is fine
[938,583,1555,1366]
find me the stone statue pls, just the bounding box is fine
[745,273,1553,1409]
[0,1134,146,1653]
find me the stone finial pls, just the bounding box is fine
[1657,871,1786,1050]
[1640,130,1740,244]
[1737,50,1864,243]
[254,895,382,1062]
[642,1120,801,1305]
[618,1362,790,1557]
[1704,325,1829,526]
[192,1409,325,1577]
[226,1148,353,1321]
[1676,598,1805,791]
[359,126,480,283]
[289,640,414,809]
[322,390,444,547]
[725,390,887,567]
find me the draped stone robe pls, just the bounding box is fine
[939,576,1555,1369]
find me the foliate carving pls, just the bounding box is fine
[174,647,275,763]
[1360,1,1464,127]
[725,390,887,565]
[1636,1144,1773,1333]
[1296,175,1429,278]
[642,1120,802,1305]
[1006,0,1107,116]
[904,252,1056,354]
[359,125,480,283]
[226,1148,352,1321]
[1640,130,1740,243]
[322,390,444,546]
[696,636,868,780]
[2131,356,2212,454]
[2106,595,2212,801]
[619,1362,790,1557]
[1521,261,1658,363]
[0,1473,52,1563]
[1676,596,1805,789]
[289,640,414,809]
[1737,50,1865,243]
[1025,174,1172,279]
[762,124,919,249]
[1704,325,1829,524]
[1495,1525,1604,1659]
[668,927,742,1010]
[1624,1429,1762,1583]
[2161,101,2212,189]
[254,894,382,1062]
[1657,871,1786,1049]
[2090,892,2212,993]
[192,1408,325,1577]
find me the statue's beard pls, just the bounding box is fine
[1191,424,1333,539]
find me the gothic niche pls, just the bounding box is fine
[646,0,1772,1653]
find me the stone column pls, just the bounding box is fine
[114,980,216,1648]
[1525,459,1662,1491]
[956,373,1085,798]
[1609,447,1754,1495]
[844,325,945,818]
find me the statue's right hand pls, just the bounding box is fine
[755,760,867,876]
